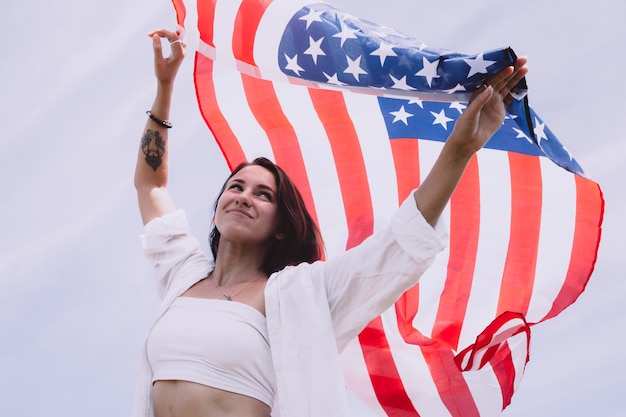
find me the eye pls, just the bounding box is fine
[228,183,243,191]
[258,190,273,201]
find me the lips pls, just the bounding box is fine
[227,208,253,218]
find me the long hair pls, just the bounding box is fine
[209,157,323,275]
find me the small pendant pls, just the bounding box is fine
[226,296,233,301]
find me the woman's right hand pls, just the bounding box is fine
[148,29,186,86]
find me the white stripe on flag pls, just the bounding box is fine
[528,157,577,321]
[508,329,530,389]
[272,82,350,257]
[464,362,507,416]
[411,139,449,337]
[212,0,243,67]
[181,0,200,52]
[212,62,276,161]
[458,148,513,350]
[342,93,399,231]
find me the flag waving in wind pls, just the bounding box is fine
[170,0,603,415]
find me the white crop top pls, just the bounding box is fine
[146,296,276,407]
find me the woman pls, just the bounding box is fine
[132,29,528,417]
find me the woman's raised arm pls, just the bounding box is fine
[134,29,186,225]
[413,57,528,226]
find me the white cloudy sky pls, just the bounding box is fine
[1,1,624,416]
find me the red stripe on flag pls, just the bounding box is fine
[421,346,481,417]
[390,138,421,203]
[542,175,604,321]
[240,74,321,230]
[395,292,481,417]
[233,0,273,67]
[171,0,187,27]
[454,312,529,371]
[193,53,247,169]
[197,0,217,47]
[489,342,516,410]
[432,156,481,350]
[395,286,429,345]
[497,153,542,316]
[308,89,373,250]
[358,317,421,417]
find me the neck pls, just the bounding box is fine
[212,265,265,288]
[213,241,267,286]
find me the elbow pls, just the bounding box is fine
[134,180,167,196]
[134,169,168,193]
[134,174,146,192]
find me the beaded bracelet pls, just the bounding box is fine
[146,110,173,129]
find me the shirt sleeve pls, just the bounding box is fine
[140,209,213,299]
[314,192,448,352]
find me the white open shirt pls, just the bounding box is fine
[131,191,447,417]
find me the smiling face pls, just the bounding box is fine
[213,164,282,248]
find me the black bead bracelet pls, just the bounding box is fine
[146,110,173,129]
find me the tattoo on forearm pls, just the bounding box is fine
[140,129,166,172]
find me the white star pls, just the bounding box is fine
[304,36,326,64]
[408,98,423,108]
[430,109,454,130]
[513,127,533,144]
[284,53,304,76]
[444,84,466,94]
[298,8,324,29]
[389,75,415,91]
[323,72,346,86]
[344,55,367,81]
[390,105,414,125]
[533,117,548,143]
[370,41,397,66]
[333,20,359,47]
[463,53,496,77]
[415,57,440,87]
[449,101,466,114]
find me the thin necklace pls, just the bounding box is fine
[212,274,264,301]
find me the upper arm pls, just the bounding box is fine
[136,185,177,225]
[134,120,175,225]
[141,209,213,299]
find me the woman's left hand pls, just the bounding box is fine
[448,56,528,158]
[412,56,529,225]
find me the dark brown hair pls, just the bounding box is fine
[209,157,323,275]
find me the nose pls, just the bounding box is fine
[235,191,251,207]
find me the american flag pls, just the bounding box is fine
[171,0,604,415]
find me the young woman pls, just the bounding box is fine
[131,29,528,417]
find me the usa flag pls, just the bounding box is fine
[171,0,604,415]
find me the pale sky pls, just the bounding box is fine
[1,1,624,416]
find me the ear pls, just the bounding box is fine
[274,231,286,240]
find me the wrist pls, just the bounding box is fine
[156,80,175,96]
[443,132,477,163]
[146,110,173,129]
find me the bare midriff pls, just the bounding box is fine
[153,380,271,417]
